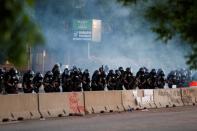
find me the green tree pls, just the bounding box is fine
[119,0,197,69]
[0,0,44,67]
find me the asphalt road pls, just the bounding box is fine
[1,106,197,131]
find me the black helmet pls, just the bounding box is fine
[52,63,60,74]
[27,70,35,78]
[170,71,176,76]
[119,67,123,71]
[150,69,156,74]
[126,67,131,72]
[9,68,18,76]
[93,70,99,75]
[139,67,145,73]
[35,72,43,79]
[109,69,114,74]
[157,68,164,75]
[53,63,60,69]
[143,67,149,73]
[63,68,69,75]
[46,71,53,77]
[84,69,89,74]
[72,66,78,72]
[115,70,121,76]
[157,68,162,73]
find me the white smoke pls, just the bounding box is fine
[34,0,190,74]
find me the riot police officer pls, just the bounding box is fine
[23,70,35,93]
[0,68,5,93]
[115,70,123,90]
[52,64,61,92]
[135,67,146,89]
[167,71,178,88]
[118,67,124,74]
[147,69,157,89]
[43,71,53,93]
[62,68,72,92]
[91,67,106,91]
[118,67,126,89]
[91,70,99,91]
[98,66,106,90]
[33,72,43,93]
[156,69,165,89]
[70,66,82,91]
[4,68,19,94]
[106,70,116,90]
[123,67,135,90]
[82,69,91,91]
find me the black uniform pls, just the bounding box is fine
[147,69,157,89]
[70,67,82,91]
[62,68,72,92]
[135,67,146,89]
[91,70,99,91]
[0,68,5,93]
[123,68,135,90]
[43,71,54,93]
[4,68,19,94]
[91,68,106,91]
[115,70,123,90]
[23,70,35,93]
[51,64,61,92]
[82,69,91,91]
[106,70,116,90]
[118,67,125,90]
[98,67,106,90]
[33,72,43,93]
[167,71,178,88]
[156,69,165,89]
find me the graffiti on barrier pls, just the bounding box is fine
[68,93,84,113]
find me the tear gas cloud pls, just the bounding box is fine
[34,0,190,74]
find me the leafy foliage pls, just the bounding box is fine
[119,0,197,69]
[0,0,44,67]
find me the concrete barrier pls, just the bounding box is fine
[0,94,40,122]
[121,90,139,110]
[181,87,197,106]
[84,91,124,114]
[154,89,183,108]
[133,89,156,109]
[38,92,85,118]
[67,92,85,115]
